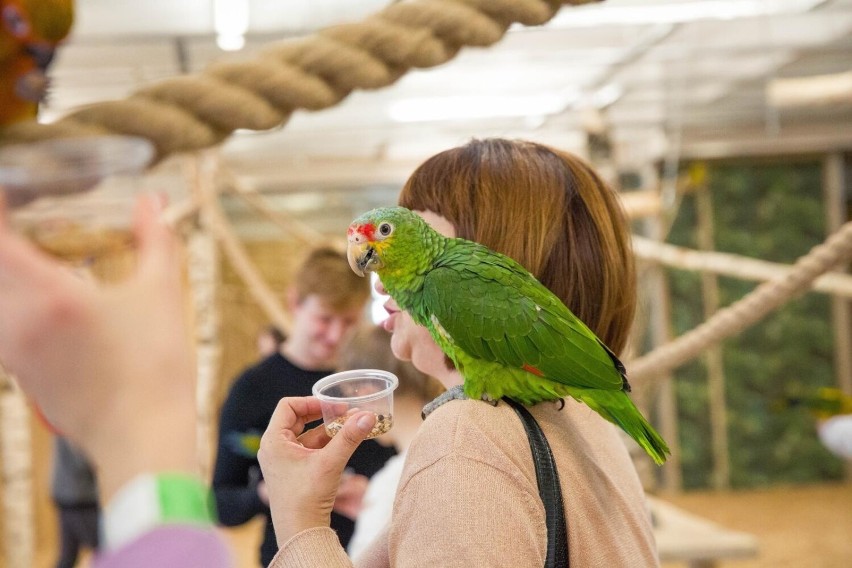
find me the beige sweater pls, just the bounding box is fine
[272,397,659,567]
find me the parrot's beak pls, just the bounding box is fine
[347,241,383,277]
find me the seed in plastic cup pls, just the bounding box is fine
[312,369,398,439]
[0,135,155,262]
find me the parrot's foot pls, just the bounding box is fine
[422,385,468,419]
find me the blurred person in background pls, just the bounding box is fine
[51,435,100,568]
[334,325,443,560]
[255,324,285,358]
[211,247,394,566]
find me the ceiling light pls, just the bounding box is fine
[214,0,249,51]
[546,0,824,28]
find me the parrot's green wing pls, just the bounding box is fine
[422,242,624,391]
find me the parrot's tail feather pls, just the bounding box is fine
[576,390,670,466]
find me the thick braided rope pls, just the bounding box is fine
[0,0,599,154]
[629,221,852,382]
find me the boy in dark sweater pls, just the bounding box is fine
[212,247,394,566]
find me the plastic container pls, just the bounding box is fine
[0,135,155,261]
[312,369,398,439]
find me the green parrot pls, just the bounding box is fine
[347,206,670,465]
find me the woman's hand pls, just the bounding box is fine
[258,396,376,547]
[0,193,197,500]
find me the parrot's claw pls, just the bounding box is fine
[480,393,499,407]
[555,398,566,411]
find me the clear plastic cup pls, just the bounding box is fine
[0,135,155,262]
[312,369,398,439]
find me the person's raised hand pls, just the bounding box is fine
[0,193,197,500]
[258,396,376,547]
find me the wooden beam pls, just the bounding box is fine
[633,237,852,299]
[620,189,661,219]
[767,71,852,109]
[223,173,344,249]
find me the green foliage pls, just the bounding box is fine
[666,161,845,489]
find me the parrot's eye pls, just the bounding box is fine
[2,6,30,38]
[378,222,393,238]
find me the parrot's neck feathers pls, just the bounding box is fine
[379,221,448,311]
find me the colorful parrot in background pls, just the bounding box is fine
[226,430,263,459]
[0,0,74,127]
[773,387,852,420]
[346,207,670,465]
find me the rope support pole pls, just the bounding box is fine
[629,221,852,383]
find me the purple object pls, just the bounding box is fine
[94,525,234,568]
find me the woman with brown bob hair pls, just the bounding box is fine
[399,138,637,355]
[262,139,659,566]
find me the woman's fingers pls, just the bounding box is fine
[266,397,325,440]
[297,424,332,448]
[132,193,179,281]
[261,397,375,459]
[326,411,376,454]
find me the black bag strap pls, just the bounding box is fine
[504,397,569,568]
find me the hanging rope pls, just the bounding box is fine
[0,1,598,154]
[629,220,852,383]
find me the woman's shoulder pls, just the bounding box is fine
[404,398,535,479]
[418,397,523,439]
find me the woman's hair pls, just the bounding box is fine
[338,326,444,402]
[398,138,636,355]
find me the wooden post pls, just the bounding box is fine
[0,372,34,568]
[186,229,222,481]
[185,155,224,480]
[822,152,852,480]
[695,182,731,490]
[645,215,683,492]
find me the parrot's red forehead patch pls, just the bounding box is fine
[349,222,376,240]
